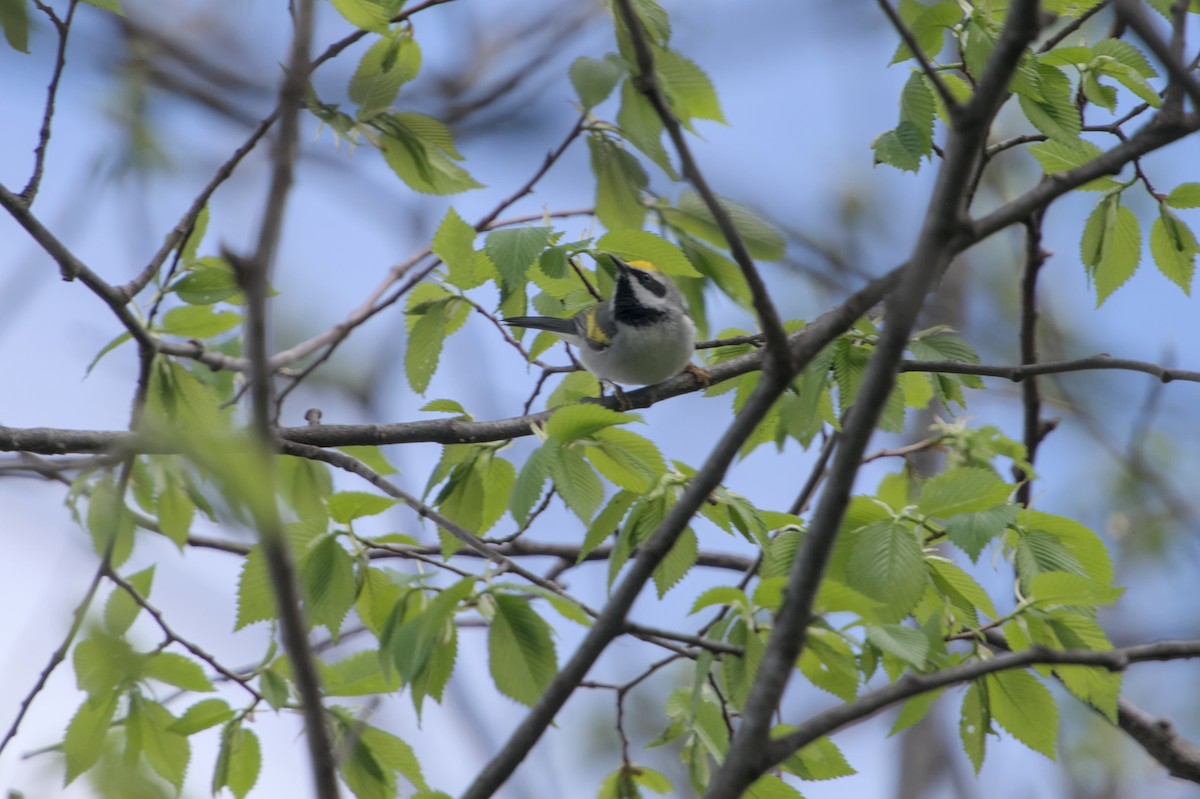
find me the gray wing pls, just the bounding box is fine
[572,304,617,352]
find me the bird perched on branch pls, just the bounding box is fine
[504,256,699,387]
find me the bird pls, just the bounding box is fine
[503,256,698,386]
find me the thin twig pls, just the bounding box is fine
[20,0,79,204]
[611,0,790,376]
[878,0,963,118]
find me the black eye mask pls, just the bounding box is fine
[635,270,668,298]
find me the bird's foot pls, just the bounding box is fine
[684,362,712,387]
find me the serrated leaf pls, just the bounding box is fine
[780,735,856,781]
[1092,38,1158,78]
[552,445,604,522]
[946,503,1016,563]
[329,490,397,523]
[799,630,860,702]
[167,698,233,735]
[1166,182,1200,208]
[918,468,1012,517]
[588,427,665,491]
[302,535,357,639]
[1018,63,1080,142]
[104,566,155,635]
[589,135,650,231]
[485,226,556,289]
[960,681,988,772]
[1089,202,1140,305]
[144,651,214,691]
[215,724,261,799]
[545,403,636,441]
[865,624,929,669]
[847,521,928,618]
[570,54,624,109]
[488,594,557,706]
[1027,571,1123,607]
[360,724,428,790]
[64,694,118,783]
[171,260,241,304]
[617,78,675,177]
[653,525,697,597]
[985,669,1058,759]
[330,0,391,32]
[744,774,804,798]
[510,444,553,525]
[433,207,479,289]
[157,476,193,547]
[890,687,945,735]
[138,699,190,790]
[930,559,1000,620]
[350,32,421,118]
[159,305,241,338]
[657,48,725,124]
[596,228,701,277]
[1151,206,1197,294]
[890,0,960,63]
[379,120,483,195]
[235,545,276,629]
[663,189,786,261]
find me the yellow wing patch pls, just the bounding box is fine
[583,308,611,345]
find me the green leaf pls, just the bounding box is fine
[918,468,1012,517]
[259,668,291,710]
[890,687,944,735]
[0,0,30,52]
[552,445,604,522]
[960,681,988,772]
[330,0,392,32]
[213,723,261,799]
[657,48,725,124]
[510,444,553,525]
[302,535,358,639]
[587,427,666,492]
[1023,510,1114,586]
[1027,571,1123,607]
[545,403,636,441]
[87,477,135,567]
[85,331,133,376]
[159,305,241,338]
[80,0,123,14]
[1081,199,1140,305]
[137,699,190,790]
[322,650,402,696]
[1026,139,1117,191]
[1018,62,1080,143]
[329,490,397,523]
[580,489,636,561]
[985,669,1058,759]
[157,475,193,547]
[847,521,928,618]
[662,189,786,261]
[235,545,276,629]
[596,228,701,277]
[167,698,234,735]
[433,207,480,289]
[1166,182,1200,208]
[485,226,556,289]
[144,651,215,691]
[570,54,625,109]
[779,735,856,781]
[744,774,804,798]
[171,257,241,302]
[799,630,860,702]
[653,525,697,597]
[1150,206,1198,294]
[488,594,557,706]
[1092,38,1158,78]
[946,505,1018,562]
[64,694,118,783]
[617,78,675,177]
[361,723,428,790]
[350,32,421,118]
[104,566,155,635]
[930,559,1000,620]
[589,135,650,231]
[379,114,483,195]
[890,0,960,63]
[865,624,929,669]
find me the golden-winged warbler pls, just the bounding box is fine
[504,256,696,386]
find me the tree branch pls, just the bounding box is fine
[764,640,1200,769]
[611,0,791,376]
[877,0,963,118]
[704,5,1046,795]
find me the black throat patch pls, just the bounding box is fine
[613,276,668,327]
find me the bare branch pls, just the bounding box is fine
[1114,0,1200,112]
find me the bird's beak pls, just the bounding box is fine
[611,256,632,275]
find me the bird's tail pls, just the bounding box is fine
[502,316,576,336]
